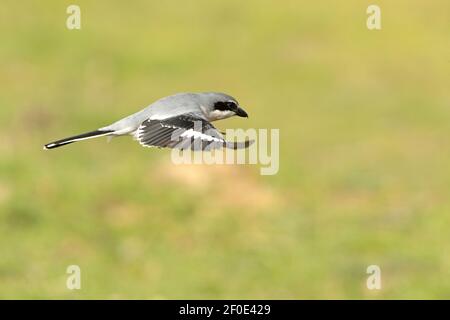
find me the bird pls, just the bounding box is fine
[43,92,252,151]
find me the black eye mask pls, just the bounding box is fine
[214,101,237,111]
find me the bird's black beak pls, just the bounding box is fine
[235,107,248,118]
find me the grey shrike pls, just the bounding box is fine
[44,92,252,151]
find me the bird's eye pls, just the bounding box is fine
[226,101,237,109]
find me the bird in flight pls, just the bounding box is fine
[44,92,252,151]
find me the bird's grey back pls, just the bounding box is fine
[102,92,233,133]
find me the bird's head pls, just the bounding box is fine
[200,92,248,121]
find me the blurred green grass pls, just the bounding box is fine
[0,0,449,298]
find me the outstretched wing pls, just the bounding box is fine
[135,114,252,150]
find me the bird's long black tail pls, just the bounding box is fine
[43,129,114,150]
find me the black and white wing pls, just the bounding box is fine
[135,114,251,150]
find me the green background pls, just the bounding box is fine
[0,0,449,298]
